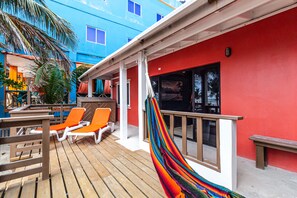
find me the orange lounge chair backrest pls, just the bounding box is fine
[64,107,86,125]
[91,108,111,126]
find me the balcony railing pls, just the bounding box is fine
[8,104,76,159]
[0,115,53,182]
[144,110,243,186]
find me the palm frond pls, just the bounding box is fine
[0,9,32,53]
[0,0,76,48]
[34,61,70,104]
[0,13,71,71]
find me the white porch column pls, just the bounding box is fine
[119,61,128,140]
[88,79,93,97]
[138,51,147,146]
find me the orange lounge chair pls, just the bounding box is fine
[66,108,113,144]
[30,107,87,141]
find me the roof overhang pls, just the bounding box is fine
[2,52,37,78]
[80,0,297,81]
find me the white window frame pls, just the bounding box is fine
[116,80,131,108]
[86,26,106,45]
[128,0,142,16]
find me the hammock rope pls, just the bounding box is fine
[144,57,243,198]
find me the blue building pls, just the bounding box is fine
[0,0,181,117]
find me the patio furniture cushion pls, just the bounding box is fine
[71,108,111,133]
[64,108,86,125]
[35,108,86,132]
[43,122,79,131]
[71,123,107,133]
[90,108,111,126]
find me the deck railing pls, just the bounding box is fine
[144,109,243,172]
[5,90,29,110]
[8,104,76,158]
[0,115,53,182]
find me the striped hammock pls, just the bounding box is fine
[145,97,244,198]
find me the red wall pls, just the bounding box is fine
[112,66,139,126]
[148,8,297,172]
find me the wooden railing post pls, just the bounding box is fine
[197,118,203,161]
[41,119,50,180]
[181,116,187,155]
[169,115,174,137]
[9,127,17,159]
[144,109,243,190]
[0,115,53,183]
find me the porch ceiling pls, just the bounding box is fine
[5,53,37,78]
[80,0,297,81]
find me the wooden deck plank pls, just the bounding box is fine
[100,139,165,195]
[36,178,51,198]
[102,175,130,198]
[99,140,164,197]
[79,140,130,198]
[0,181,7,197]
[61,140,98,197]
[67,140,114,198]
[135,150,153,161]
[3,167,24,198]
[96,143,156,197]
[1,135,164,198]
[49,139,66,198]
[104,135,156,171]
[55,140,83,198]
[20,164,39,198]
[85,139,146,198]
[20,154,41,198]
[104,135,159,180]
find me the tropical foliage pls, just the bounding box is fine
[71,64,90,88]
[34,61,70,104]
[0,0,76,70]
[0,62,24,89]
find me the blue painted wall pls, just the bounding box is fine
[45,0,180,103]
[0,0,181,113]
[46,0,180,64]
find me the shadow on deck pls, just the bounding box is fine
[0,134,165,198]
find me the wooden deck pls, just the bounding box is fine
[0,134,165,198]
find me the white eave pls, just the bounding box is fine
[80,0,297,81]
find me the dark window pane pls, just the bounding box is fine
[127,83,130,106]
[194,73,203,112]
[96,29,105,44]
[206,70,220,113]
[202,119,217,164]
[135,3,141,16]
[202,120,217,147]
[117,83,130,105]
[128,0,134,13]
[151,78,159,101]
[87,27,96,42]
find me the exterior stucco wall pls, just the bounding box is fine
[147,8,297,172]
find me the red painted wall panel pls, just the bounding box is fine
[148,8,297,172]
[112,67,139,126]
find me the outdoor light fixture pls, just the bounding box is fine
[225,47,232,57]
